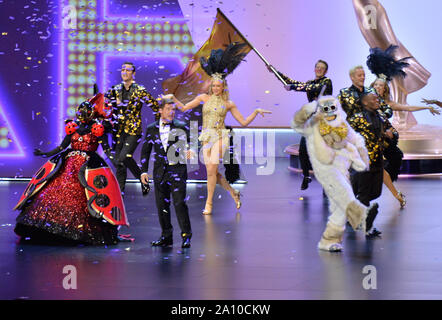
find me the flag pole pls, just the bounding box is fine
[216,8,288,86]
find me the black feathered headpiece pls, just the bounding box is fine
[366,45,410,81]
[200,42,248,80]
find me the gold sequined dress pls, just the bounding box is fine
[199,95,229,146]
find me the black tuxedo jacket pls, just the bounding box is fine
[140,119,190,183]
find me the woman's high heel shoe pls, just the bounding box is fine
[202,202,213,215]
[397,191,406,209]
[233,190,241,209]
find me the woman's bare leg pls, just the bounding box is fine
[203,143,217,213]
[203,138,237,212]
[211,138,241,208]
[383,169,405,207]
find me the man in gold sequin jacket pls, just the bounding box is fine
[338,65,392,120]
[347,91,397,237]
[105,62,159,194]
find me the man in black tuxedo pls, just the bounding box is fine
[140,98,192,248]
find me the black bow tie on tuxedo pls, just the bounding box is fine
[161,122,171,127]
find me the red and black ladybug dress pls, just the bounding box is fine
[14,120,128,245]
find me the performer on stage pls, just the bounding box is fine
[105,62,159,195]
[369,78,440,208]
[171,43,272,215]
[348,92,392,237]
[14,96,128,245]
[339,64,406,208]
[268,60,333,190]
[338,65,392,120]
[140,97,192,248]
[366,45,441,208]
[292,94,374,252]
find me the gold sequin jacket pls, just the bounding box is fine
[348,109,390,169]
[106,82,159,136]
[338,85,392,120]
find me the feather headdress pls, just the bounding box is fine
[366,45,410,81]
[200,42,248,80]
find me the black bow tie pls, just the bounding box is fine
[161,122,171,127]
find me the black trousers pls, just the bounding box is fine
[299,136,313,177]
[351,168,383,206]
[154,166,191,238]
[113,132,142,191]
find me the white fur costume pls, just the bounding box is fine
[292,96,370,252]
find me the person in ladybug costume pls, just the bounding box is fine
[13,94,129,245]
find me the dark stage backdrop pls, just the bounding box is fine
[0,0,204,178]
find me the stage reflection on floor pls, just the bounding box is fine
[1,158,441,299]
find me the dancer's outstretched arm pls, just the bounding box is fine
[229,101,271,127]
[390,100,440,115]
[170,94,208,112]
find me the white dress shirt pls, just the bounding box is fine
[159,119,171,152]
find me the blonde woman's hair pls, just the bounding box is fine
[349,65,364,77]
[208,78,230,102]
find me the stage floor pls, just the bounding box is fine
[1,158,441,300]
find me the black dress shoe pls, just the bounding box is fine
[181,232,192,248]
[181,237,191,248]
[151,236,173,247]
[141,183,150,196]
[365,202,379,232]
[366,228,382,239]
[301,176,312,190]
